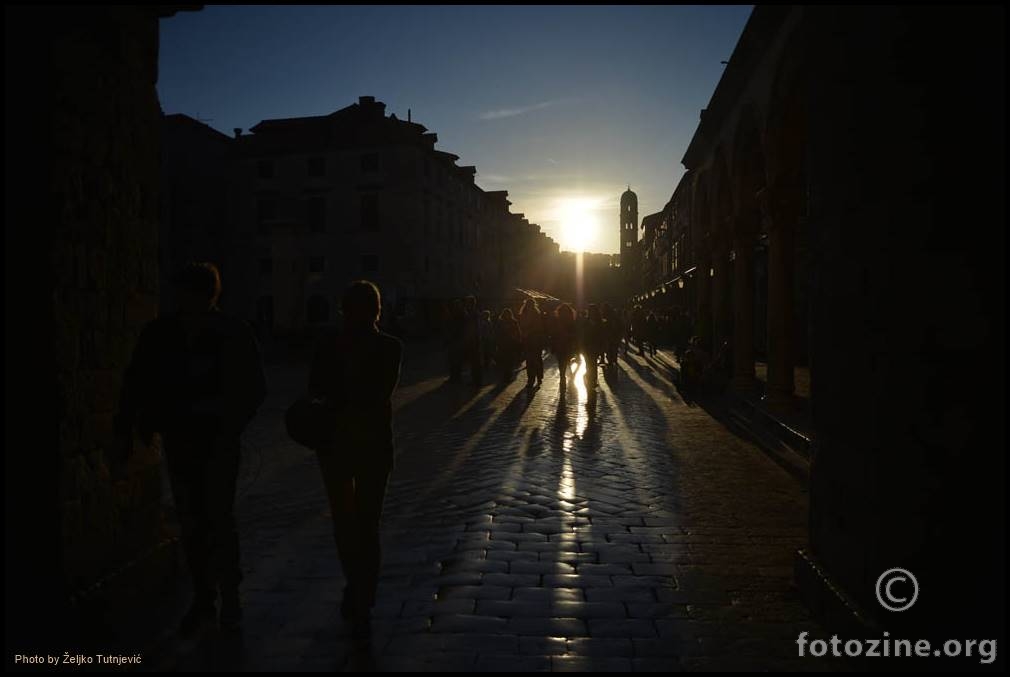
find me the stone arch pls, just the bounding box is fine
[763,25,808,193]
[710,147,733,241]
[728,103,767,384]
[730,102,767,238]
[761,25,811,394]
[691,170,711,251]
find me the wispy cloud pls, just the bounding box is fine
[479,99,564,121]
[478,173,514,184]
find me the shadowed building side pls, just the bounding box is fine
[5,4,202,661]
[632,4,1005,648]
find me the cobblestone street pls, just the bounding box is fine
[156,347,840,671]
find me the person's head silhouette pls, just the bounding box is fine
[343,280,381,330]
[176,261,221,312]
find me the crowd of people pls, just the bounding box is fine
[115,265,736,653]
[440,296,729,397]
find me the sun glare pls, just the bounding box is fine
[556,197,601,252]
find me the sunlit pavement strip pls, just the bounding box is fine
[159,350,842,671]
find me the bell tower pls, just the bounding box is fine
[620,186,638,271]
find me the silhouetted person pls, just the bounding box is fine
[645,311,659,357]
[496,308,521,384]
[601,303,620,366]
[583,305,604,388]
[681,336,710,396]
[620,307,632,356]
[463,295,482,385]
[704,339,732,394]
[309,280,402,650]
[552,303,577,391]
[673,310,690,363]
[542,306,556,360]
[446,298,465,382]
[479,309,495,370]
[116,262,265,636]
[519,299,545,390]
[630,305,648,356]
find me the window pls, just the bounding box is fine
[361,254,379,273]
[305,195,326,233]
[309,256,325,273]
[361,153,380,173]
[307,295,329,324]
[307,156,326,178]
[361,194,379,231]
[257,159,274,179]
[259,258,273,275]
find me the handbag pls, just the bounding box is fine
[285,396,338,450]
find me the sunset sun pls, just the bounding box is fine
[556,197,601,252]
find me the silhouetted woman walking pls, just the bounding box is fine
[309,280,402,649]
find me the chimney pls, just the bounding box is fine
[359,95,375,105]
[408,108,411,123]
[233,128,242,138]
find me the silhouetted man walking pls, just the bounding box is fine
[116,262,266,635]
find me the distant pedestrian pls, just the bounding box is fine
[446,298,464,382]
[645,311,659,357]
[519,299,545,390]
[631,305,647,356]
[681,336,710,396]
[552,303,577,390]
[463,295,482,385]
[479,310,495,370]
[496,308,521,384]
[601,303,620,366]
[583,305,604,388]
[619,307,632,356]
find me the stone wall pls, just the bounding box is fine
[50,6,165,591]
[805,5,1005,640]
[6,5,181,657]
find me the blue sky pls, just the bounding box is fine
[159,5,752,254]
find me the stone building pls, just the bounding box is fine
[638,211,665,297]
[618,187,639,295]
[226,96,561,338]
[6,5,200,657]
[639,4,1005,645]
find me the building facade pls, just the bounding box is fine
[226,96,561,339]
[628,4,1005,644]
